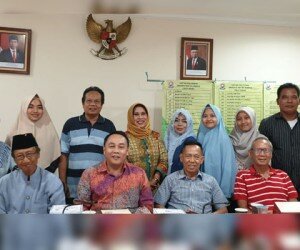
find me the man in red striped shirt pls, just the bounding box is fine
[234,137,298,213]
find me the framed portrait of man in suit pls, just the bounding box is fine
[0,27,31,75]
[180,37,213,80]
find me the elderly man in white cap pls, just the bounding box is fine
[0,133,65,214]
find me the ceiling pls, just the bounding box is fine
[1,0,300,27]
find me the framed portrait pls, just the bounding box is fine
[180,37,213,80]
[0,27,32,75]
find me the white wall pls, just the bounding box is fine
[0,13,300,140]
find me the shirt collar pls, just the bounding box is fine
[79,113,105,124]
[178,169,203,180]
[274,112,300,120]
[249,165,276,176]
[98,161,128,175]
[19,166,40,182]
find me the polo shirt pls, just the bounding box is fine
[259,112,300,193]
[234,165,298,211]
[61,113,116,198]
[154,170,228,214]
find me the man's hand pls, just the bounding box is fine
[62,181,70,198]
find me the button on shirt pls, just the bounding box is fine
[0,167,65,214]
[154,170,228,214]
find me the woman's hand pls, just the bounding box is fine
[150,178,159,190]
[150,172,161,190]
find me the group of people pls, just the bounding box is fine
[0,83,299,214]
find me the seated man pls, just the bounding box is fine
[154,140,228,214]
[77,131,153,213]
[0,133,65,214]
[234,137,298,213]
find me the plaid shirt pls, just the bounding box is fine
[154,170,228,214]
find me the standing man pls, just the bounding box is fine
[259,83,300,196]
[186,45,206,71]
[154,140,228,214]
[0,133,65,214]
[0,35,24,63]
[234,137,298,213]
[59,86,116,202]
[77,131,153,213]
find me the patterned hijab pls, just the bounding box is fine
[164,108,195,167]
[0,142,12,177]
[230,107,265,169]
[127,103,152,139]
[6,94,61,169]
[197,104,237,198]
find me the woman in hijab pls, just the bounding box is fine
[197,104,237,198]
[6,94,61,173]
[126,103,168,191]
[164,108,196,174]
[0,141,13,178]
[230,107,265,170]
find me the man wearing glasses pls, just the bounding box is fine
[0,133,65,214]
[234,137,298,213]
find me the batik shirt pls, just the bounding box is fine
[77,161,153,212]
[126,131,168,180]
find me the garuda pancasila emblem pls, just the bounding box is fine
[86,14,132,60]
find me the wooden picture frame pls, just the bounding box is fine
[0,27,31,75]
[180,37,213,80]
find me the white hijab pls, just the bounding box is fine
[230,107,265,170]
[6,94,61,169]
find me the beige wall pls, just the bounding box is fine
[0,13,300,140]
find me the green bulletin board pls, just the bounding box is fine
[162,80,284,137]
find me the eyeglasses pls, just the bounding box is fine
[251,148,272,155]
[85,99,101,105]
[15,152,37,161]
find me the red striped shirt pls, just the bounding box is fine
[234,165,298,211]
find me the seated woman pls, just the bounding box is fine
[230,107,266,170]
[164,108,196,174]
[197,104,237,199]
[126,103,168,191]
[6,94,61,173]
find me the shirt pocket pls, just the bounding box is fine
[33,194,48,213]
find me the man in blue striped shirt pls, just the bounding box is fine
[59,86,116,201]
[154,140,228,214]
